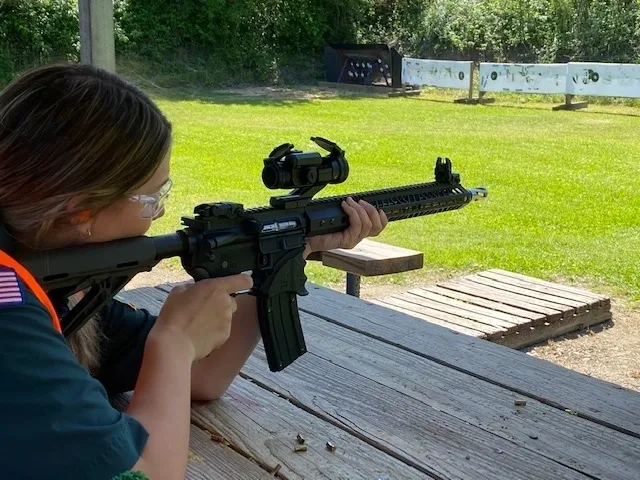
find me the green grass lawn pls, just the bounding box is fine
[145,89,640,302]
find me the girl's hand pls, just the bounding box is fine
[151,274,254,361]
[306,197,388,255]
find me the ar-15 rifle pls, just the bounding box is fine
[15,137,487,372]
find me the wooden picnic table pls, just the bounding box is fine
[117,281,640,480]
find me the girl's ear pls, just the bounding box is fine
[55,196,94,242]
[67,208,94,241]
[72,210,92,224]
[60,194,93,225]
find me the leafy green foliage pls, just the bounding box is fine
[0,0,79,85]
[417,0,640,63]
[113,0,364,85]
[2,1,640,86]
[571,0,640,62]
[112,0,640,85]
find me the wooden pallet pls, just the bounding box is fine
[370,269,612,349]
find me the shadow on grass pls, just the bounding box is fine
[132,76,640,117]
[480,101,640,119]
[401,92,640,119]
[146,84,386,107]
[152,86,640,119]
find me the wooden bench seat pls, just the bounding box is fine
[311,239,424,296]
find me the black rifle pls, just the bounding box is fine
[13,137,487,372]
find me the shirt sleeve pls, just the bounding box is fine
[95,298,157,396]
[0,287,149,480]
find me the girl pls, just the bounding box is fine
[0,63,387,479]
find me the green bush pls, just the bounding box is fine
[571,0,640,63]
[113,0,364,85]
[0,0,79,85]
[2,0,640,87]
[417,0,640,64]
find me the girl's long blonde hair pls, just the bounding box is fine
[0,63,172,372]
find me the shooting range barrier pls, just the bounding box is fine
[476,61,640,110]
[320,45,640,108]
[401,58,474,102]
[478,62,569,107]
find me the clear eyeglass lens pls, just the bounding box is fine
[130,179,172,219]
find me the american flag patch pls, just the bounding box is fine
[0,266,24,307]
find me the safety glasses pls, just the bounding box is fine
[128,178,173,219]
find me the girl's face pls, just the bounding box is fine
[78,152,172,245]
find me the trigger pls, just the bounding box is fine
[191,268,209,281]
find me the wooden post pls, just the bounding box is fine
[456,64,495,105]
[475,90,495,105]
[78,0,116,72]
[467,62,474,102]
[453,62,477,104]
[552,93,588,111]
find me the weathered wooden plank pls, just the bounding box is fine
[370,297,486,338]
[404,289,524,327]
[369,297,611,348]
[320,239,423,276]
[242,347,591,480]
[398,290,521,330]
[418,285,545,322]
[297,284,640,437]
[187,426,275,480]
[465,274,587,313]
[291,312,640,480]
[478,270,606,308]
[496,307,611,350]
[373,296,501,336]
[110,393,274,479]
[192,377,429,480]
[442,280,566,320]
[490,269,609,303]
[510,307,612,349]
[403,285,611,350]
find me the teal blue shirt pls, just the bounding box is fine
[0,268,155,479]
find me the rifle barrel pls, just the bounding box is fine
[299,181,487,236]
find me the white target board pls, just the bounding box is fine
[401,58,473,90]
[479,63,567,94]
[567,62,640,98]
